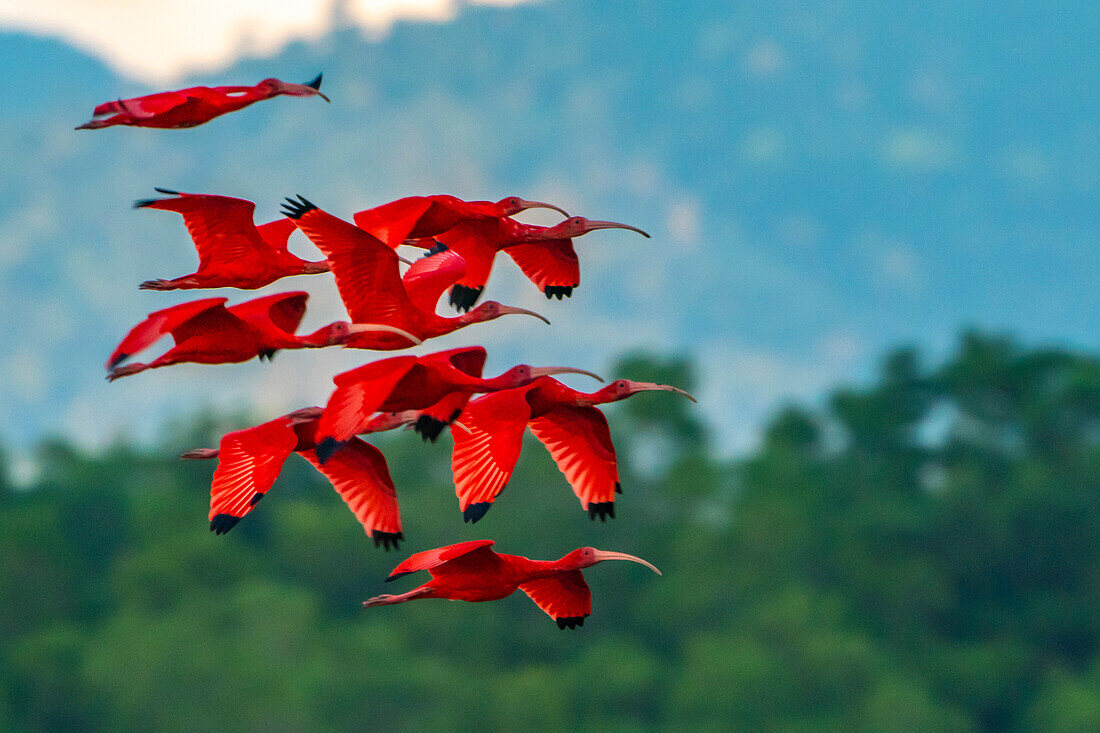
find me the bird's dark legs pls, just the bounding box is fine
[362,585,434,608]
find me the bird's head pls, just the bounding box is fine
[565,547,662,574]
[495,196,570,218]
[305,322,422,347]
[461,301,550,325]
[594,379,697,404]
[535,216,650,241]
[261,74,331,102]
[497,364,605,388]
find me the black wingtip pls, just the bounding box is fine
[463,502,492,523]
[587,502,615,522]
[314,436,345,464]
[153,187,181,195]
[371,531,404,551]
[556,616,586,630]
[448,284,484,312]
[107,353,129,370]
[385,570,412,583]
[615,482,622,494]
[132,198,159,209]
[544,285,575,300]
[210,513,242,535]
[306,73,322,90]
[425,241,448,256]
[414,415,446,442]
[280,195,318,220]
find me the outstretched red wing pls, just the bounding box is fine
[137,192,273,274]
[435,220,500,290]
[227,291,309,334]
[402,249,466,314]
[352,196,434,249]
[254,218,299,256]
[420,345,487,379]
[300,440,401,537]
[504,240,580,292]
[208,418,299,526]
[317,356,420,443]
[97,90,195,118]
[528,406,620,509]
[386,540,496,580]
[107,297,227,369]
[519,571,592,623]
[291,207,412,326]
[450,389,532,511]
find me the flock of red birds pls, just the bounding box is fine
[85,74,694,629]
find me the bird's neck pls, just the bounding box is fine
[216,87,270,112]
[501,218,546,244]
[294,326,335,348]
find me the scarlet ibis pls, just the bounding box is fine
[418,214,650,310]
[314,345,602,460]
[450,377,695,523]
[182,407,418,547]
[280,195,550,349]
[351,194,568,249]
[134,189,329,290]
[105,291,419,381]
[76,74,329,130]
[363,540,660,629]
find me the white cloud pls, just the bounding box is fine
[744,39,787,78]
[696,338,861,455]
[882,127,958,171]
[0,0,534,83]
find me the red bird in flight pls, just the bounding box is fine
[280,195,550,350]
[416,214,650,310]
[135,189,329,291]
[363,540,661,629]
[450,377,695,523]
[352,194,569,249]
[77,74,329,130]
[314,345,602,458]
[106,291,419,381]
[182,407,418,548]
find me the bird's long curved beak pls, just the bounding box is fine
[582,220,650,238]
[592,550,662,575]
[529,366,604,382]
[348,323,423,345]
[630,382,697,403]
[498,305,550,324]
[282,76,330,102]
[518,200,570,218]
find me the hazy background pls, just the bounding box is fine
[0,0,1095,463]
[2,1,1099,730]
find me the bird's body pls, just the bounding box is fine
[314,346,602,457]
[105,292,416,381]
[280,196,550,350]
[135,189,329,291]
[363,540,661,629]
[352,194,568,250]
[417,215,650,310]
[77,75,329,130]
[182,407,417,547]
[450,377,695,522]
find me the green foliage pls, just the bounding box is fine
[4,335,1100,730]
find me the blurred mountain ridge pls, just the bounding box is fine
[0,0,1096,449]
